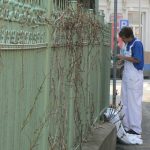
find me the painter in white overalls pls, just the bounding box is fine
[120,38,144,134]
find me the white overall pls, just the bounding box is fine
[121,40,143,134]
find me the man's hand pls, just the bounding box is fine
[117,54,125,60]
[117,59,124,65]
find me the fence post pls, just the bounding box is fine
[67,1,77,149]
[95,0,99,13]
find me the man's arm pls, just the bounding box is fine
[117,54,139,63]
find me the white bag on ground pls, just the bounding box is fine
[104,107,143,145]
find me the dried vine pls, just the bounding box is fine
[47,3,105,150]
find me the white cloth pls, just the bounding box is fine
[104,108,143,145]
[121,40,143,134]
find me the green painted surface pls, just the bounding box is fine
[0,0,111,150]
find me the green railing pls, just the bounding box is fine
[0,0,111,150]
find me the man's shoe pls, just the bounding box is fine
[126,129,140,135]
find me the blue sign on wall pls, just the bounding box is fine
[120,19,129,29]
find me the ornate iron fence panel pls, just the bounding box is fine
[0,0,111,150]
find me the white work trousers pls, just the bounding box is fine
[121,61,143,134]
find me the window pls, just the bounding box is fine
[128,11,140,24]
[128,11,145,41]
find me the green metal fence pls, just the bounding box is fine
[0,0,111,150]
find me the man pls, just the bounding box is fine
[117,27,144,135]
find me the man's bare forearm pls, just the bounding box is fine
[117,54,139,63]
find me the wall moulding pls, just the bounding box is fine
[0,43,48,50]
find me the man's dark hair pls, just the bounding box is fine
[119,27,134,38]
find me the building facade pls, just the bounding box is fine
[98,0,150,62]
